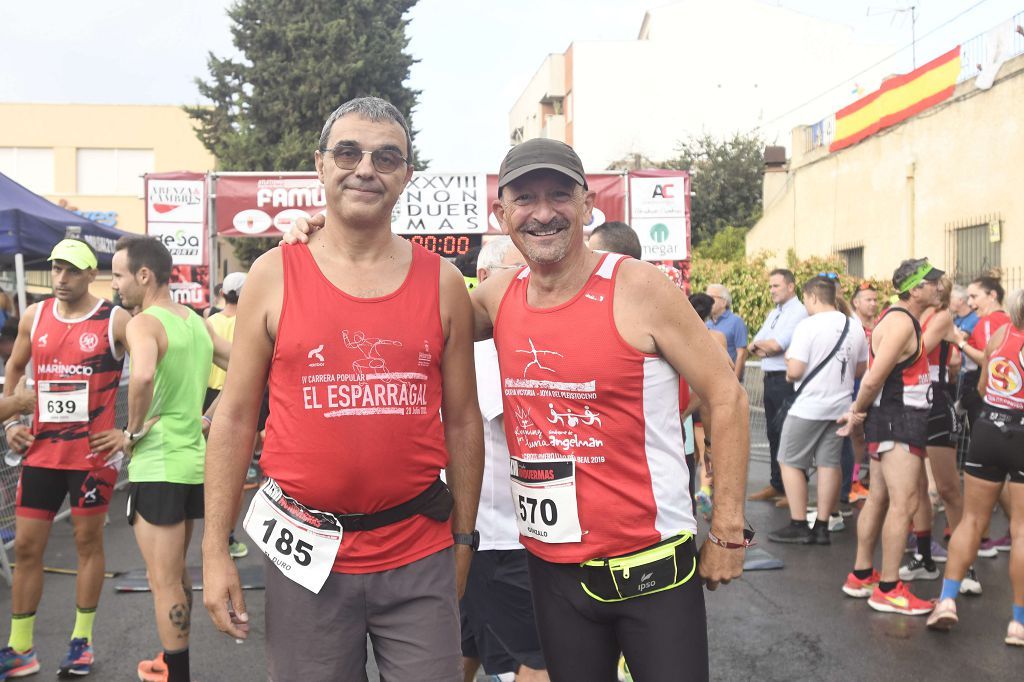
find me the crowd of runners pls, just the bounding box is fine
[0,95,1019,681]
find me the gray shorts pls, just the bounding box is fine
[780,415,843,470]
[264,547,461,682]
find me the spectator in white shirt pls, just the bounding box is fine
[768,276,867,545]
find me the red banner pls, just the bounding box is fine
[169,265,210,309]
[214,172,628,237]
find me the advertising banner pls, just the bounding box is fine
[628,170,690,261]
[146,172,208,309]
[215,172,629,238]
[169,265,210,309]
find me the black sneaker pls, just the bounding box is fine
[811,523,831,545]
[768,522,814,544]
[899,556,940,581]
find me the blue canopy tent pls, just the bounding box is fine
[0,172,134,310]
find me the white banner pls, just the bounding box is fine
[391,173,489,234]
[147,179,205,223]
[148,222,204,266]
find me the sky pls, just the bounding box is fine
[1,0,1020,170]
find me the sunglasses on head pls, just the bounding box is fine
[817,272,839,280]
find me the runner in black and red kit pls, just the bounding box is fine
[929,287,1024,646]
[0,239,130,678]
[840,258,941,617]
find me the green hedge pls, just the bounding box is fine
[690,252,896,332]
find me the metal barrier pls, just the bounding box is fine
[0,381,131,585]
[741,362,770,464]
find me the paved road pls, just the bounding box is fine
[0,461,1019,681]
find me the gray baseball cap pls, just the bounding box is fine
[497,138,588,194]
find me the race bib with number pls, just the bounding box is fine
[510,457,582,543]
[243,478,342,594]
[38,380,89,423]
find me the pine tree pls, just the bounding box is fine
[186,0,421,264]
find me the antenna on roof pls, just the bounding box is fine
[867,5,918,68]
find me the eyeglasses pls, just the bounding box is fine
[817,271,839,280]
[322,143,408,174]
[858,281,875,291]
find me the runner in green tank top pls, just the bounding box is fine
[129,305,213,484]
[111,237,231,682]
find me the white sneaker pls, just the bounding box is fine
[828,513,845,532]
[1006,620,1024,646]
[960,568,982,596]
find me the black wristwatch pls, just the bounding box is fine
[453,531,480,551]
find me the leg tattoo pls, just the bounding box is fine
[169,602,190,640]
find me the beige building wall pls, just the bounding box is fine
[747,53,1024,282]
[0,103,216,234]
[0,103,216,299]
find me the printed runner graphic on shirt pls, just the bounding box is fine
[505,338,606,464]
[300,329,431,418]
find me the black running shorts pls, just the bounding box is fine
[461,549,545,675]
[127,482,204,526]
[963,412,1024,484]
[865,406,929,458]
[16,465,118,521]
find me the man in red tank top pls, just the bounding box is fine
[839,258,942,617]
[202,97,482,681]
[471,139,749,680]
[0,239,130,678]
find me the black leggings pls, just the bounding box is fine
[526,549,709,681]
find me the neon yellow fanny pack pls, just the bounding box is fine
[579,533,696,602]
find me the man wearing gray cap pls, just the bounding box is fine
[473,139,748,680]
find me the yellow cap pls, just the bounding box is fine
[48,239,98,270]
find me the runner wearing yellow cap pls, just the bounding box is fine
[0,238,132,678]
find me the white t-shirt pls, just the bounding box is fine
[473,340,523,551]
[786,311,868,421]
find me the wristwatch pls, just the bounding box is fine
[124,429,144,443]
[453,531,480,551]
[957,339,966,350]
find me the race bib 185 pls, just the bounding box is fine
[243,478,342,593]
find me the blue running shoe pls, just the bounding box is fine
[57,638,93,677]
[0,646,40,678]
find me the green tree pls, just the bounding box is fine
[694,225,748,261]
[186,0,421,266]
[660,132,764,247]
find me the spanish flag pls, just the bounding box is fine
[830,46,961,153]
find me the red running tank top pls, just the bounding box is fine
[495,253,696,563]
[261,242,450,574]
[983,324,1024,411]
[28,298,124,470]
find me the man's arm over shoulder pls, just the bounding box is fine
[469,266,517,342]
[438,260,484,598]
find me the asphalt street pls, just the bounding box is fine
[0,461,1019,681]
